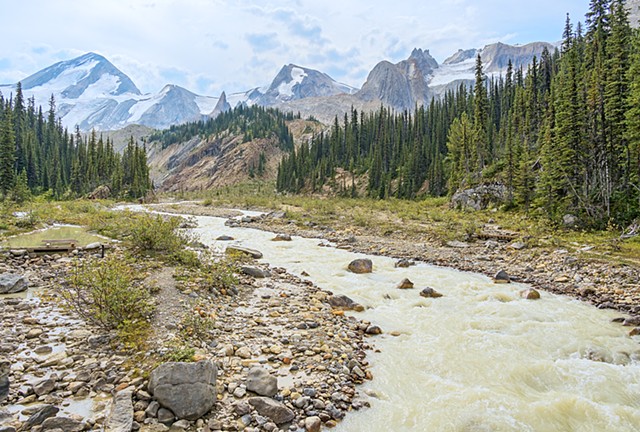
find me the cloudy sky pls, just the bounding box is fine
[0,0,590,96]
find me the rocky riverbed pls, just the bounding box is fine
[1,240,375,431]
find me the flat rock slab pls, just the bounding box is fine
[248,397,294,425]
[105,389,134,432]
[246,367,277,397]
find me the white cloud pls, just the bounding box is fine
[0,0,589,96]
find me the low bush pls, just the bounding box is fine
[61,254,155,331]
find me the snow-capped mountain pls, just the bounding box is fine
[0,52,218,130]
[358,42,555,108]
[254,64,357,105]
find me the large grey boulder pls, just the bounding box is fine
[105,389,133,432]
[22,405,59,429]
[148,360,217,421]
[0,274,28,294]
[41,416,84,432]
[451,184,507,210]
[248,397,295,425]
[246,367,277,397]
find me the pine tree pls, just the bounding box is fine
[0,106,16,197]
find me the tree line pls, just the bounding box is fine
[277,0,640,228]
[150,104,296,151]
[0,84,151,201]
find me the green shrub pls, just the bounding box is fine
[163,345,196,362]
[128,213,190,254]
[61,254,155,330]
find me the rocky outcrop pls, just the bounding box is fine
[347,259,373,274]
[451,184,507,210]
[148,360,217,421]
[209,91,232,118]
[0,274,28,294]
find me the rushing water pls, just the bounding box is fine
[133,206,640,431]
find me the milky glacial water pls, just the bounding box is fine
[134,206,640,431]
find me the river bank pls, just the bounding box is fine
[153,201,640,320]
[0,222,375,431]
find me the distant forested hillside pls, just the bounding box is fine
[278,0,640,228]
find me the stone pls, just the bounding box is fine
[84,242,102,250]
[172,419,191,429]
[105,389,134,432]
[9,249,27,257]
[272,234,292,241]
[156,407,174,424]
[226,246,263,259]
[304,416,322,432]
[0,376,8,403]
[629,328,640,336]
[327,294,363,311]
[246,367,278,397]
[493,270,511,284]
[0,427,16,432]
[396,278,414,289]
[22,404,59,429]
[216,235,234,241]
[248,397,295,425]
[240,266,271,278]
[33,378,56,396]
[0,273,28,294]
[365,325,382,335]
[347,259,373,274]
[563,214,578,227]
[446,240,470,248]
[419,288,443,298]
[520,289,541,300]
[236,346,252,359]
[41,416,84,432]
[148,360,217,421]
[623,316,640,327]
[145,400,160,418]
[508,241,526,250]
[394,259,415,268]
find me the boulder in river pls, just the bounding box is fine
[248,397,294,425]
[226,246,263,259]
[493,270,511,284]
[394,259,415,268]
[246,367,278,397]
[148,360,217,421]
[272,233,292,241]
[419,288,443,298]
[519,289,541,300]
[327,294,364,311]
[348,259,373,274]
[0,273,28,294]
[216,235,234,241]
[396,278,414,289]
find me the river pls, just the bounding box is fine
[142,206,640,431]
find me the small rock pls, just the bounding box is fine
[246,367,278,397]
[508,241,526,250]
[22,404,59,429]
[347,259,373,274]
[236,346,252,359]
[33,379,56,396]
[622,316,640,327]
[327,294,363,311]
[520,289,541,300]
[172,419,191,429]
[272,234,292,242]
[419,288,443,298]
[446,240,469,248]
[563,214,578,227]
[493,270,511,284]
[41,416,84,432]
[394,259,415,268]
[145,400,160,418]
[396,278,414,289]
[156,407,174,424]
[365,325,382,335]
[241,266,271,278]
[629,328,640,336]
[216,235,234,241]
